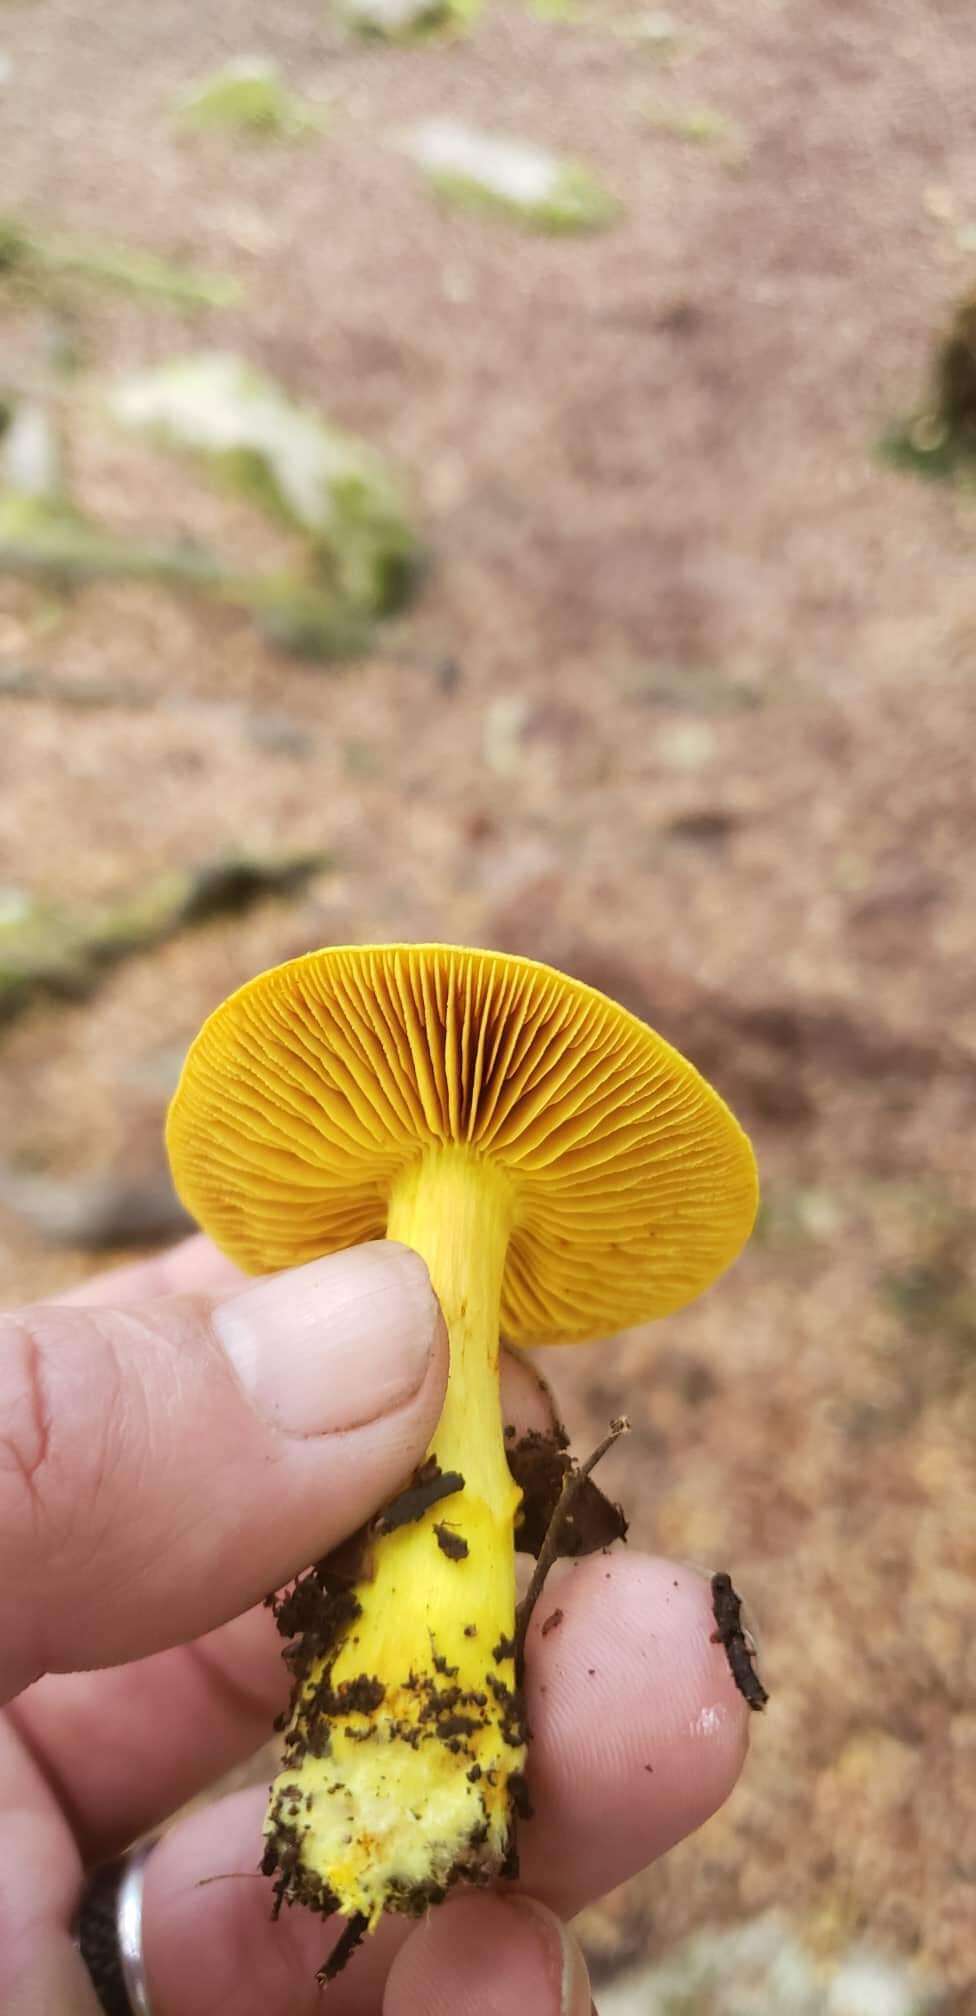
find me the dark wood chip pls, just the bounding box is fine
[710,1571,768,1711]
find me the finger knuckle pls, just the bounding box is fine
[0,1315,54,1507]
[0,1309,125,1566]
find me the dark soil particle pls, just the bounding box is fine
[492,1633,515,1663]
[464,1623,477,1637]
[261,1832,339,1925]
[268,1568,358,1652]
[387,1876,449,1916]
[508,1770,534,1820]
[438,1712,481,1738]
[374,1458,466,1535]
[317,1674,386,1718]
[486,1672,529,1748]
[541,1608,564,1637]
[269,1568,365,1742]
[434,1522,469,1560]
[710,1571,769,1712]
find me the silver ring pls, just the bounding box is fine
[75,1837,157,2016]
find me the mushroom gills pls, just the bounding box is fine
[264,1147,525,1926]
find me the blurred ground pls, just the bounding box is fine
[1,0,974,2006]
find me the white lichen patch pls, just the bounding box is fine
[404,120,620,232]
[0,400,63,501]
[105,353,418,613]
[341,0,477,39]
[595,1914,944,2016]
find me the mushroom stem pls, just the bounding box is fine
[387,1146,516,1513]
[263,1148,527,1933]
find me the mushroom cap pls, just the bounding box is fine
[166,943,758,1345]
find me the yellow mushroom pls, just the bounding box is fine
[166,943,757,1962]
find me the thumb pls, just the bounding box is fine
[0,1241,446,1703]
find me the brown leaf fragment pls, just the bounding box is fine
[507,1428,628,1559]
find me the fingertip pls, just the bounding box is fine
[520,1552,753,1912]
[384,1892,591,2016]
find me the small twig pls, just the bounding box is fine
[319,1911,369,1985]
[194,1872,267,1888]
[514,1416,629,1679]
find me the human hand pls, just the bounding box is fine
[1,1235,750,2015]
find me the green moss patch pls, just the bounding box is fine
[0,213,241,307]
[340,0,478,41]
[174,58,331,142]
[406,120,620,233]
[106,352,420,614]
[880,291,976,484]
